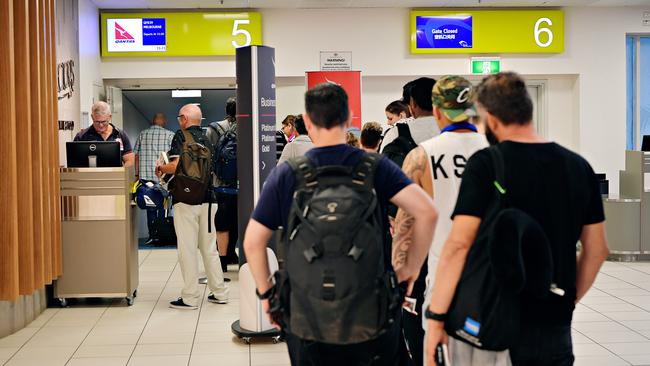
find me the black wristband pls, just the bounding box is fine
[256,287,274,300]
[425,308,447,322]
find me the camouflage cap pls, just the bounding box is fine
[431,75,477,123]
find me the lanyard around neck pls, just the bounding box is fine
[441,121,478,134]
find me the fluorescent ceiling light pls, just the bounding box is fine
[172,89,202,98]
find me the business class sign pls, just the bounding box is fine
[410,9,564,54]
[101,11,262,57]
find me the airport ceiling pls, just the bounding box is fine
[92,0,650,9]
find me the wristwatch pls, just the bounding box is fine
[425,308,447,322]
[255,287,274,300]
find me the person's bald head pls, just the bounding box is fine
[178,104,202,129]
[152,112,167,127]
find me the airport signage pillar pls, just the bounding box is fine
[236,45,277,263]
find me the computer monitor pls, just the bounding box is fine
[66,141,122,168]
[642,135,650,152]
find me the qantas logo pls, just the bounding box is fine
[115,23,135,43]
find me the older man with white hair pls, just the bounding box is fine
[74,101,135,167]
[156,103,229,310]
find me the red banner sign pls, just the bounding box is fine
[306,71,361,129]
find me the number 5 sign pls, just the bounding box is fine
[101,12,262,57]
[232,19,252,48]
[411,10,564,54]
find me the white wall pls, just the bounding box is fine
[99,6,650,191]
[78,0,102,131]
[56,0,80,166]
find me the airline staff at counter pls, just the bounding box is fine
[74,101,135,167]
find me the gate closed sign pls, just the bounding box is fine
[411,9,564,54]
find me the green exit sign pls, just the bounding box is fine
[471,58,501,74]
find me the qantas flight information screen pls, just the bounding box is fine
[106,18,166,52]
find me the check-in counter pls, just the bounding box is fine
[55,167,139,306]
[603,151,650,261]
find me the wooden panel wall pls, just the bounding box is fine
[39,0,52,286]
[0,0,19,301]
[14,0,35,295]
[49,0,61,277]
[28,0,44,289]
[0,0,62,301]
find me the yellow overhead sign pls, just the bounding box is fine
[411,9,564,54]
[101,11,262,57]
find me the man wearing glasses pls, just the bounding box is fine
[74,101,135,167]
[156,104,229,309]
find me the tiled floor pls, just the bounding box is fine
[1,251,650,365]
[0,250,289,366]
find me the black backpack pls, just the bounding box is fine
[271,153,401,345]
[382,123,417,168]
[445,147,555,351]
[210,121,238,187]
[168,130,212,205]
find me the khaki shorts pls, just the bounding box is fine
[423,337,512,366]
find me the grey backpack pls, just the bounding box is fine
[272,153,401,345]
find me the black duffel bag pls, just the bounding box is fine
[150,216,177,247]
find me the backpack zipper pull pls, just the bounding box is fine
[550,283,565,297]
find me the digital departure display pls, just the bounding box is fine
[415,15,473,49]
[106,18,167,52]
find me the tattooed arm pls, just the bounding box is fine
[392,147,437,294]
[392,147,435,272]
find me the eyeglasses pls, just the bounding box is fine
[177,114,185,123]
[92,119,110,126]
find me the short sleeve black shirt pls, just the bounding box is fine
[73,124,133,156]
[168,126,213,159]
[453,141,605,326]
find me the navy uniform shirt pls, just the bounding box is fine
[74,124,133,157]
[252,144,412,254]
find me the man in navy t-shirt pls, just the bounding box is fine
[243,83,438,366]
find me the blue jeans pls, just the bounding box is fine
[509,324,574,366]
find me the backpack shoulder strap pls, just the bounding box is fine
[396,123,415,142]
[286,156,317,190]
[208,123,219,135]
[488,146,508,206]
[217,121,230,134]
[208,122,228,141]
[352,152,381,189]
[181,129,195,144]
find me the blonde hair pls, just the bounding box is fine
[346,131,360,148]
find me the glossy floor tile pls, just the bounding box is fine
[1,250,650,365]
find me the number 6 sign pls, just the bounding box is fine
[534,18,554,48]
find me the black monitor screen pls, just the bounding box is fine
[642,135,650,152]
[66,141,122,168]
